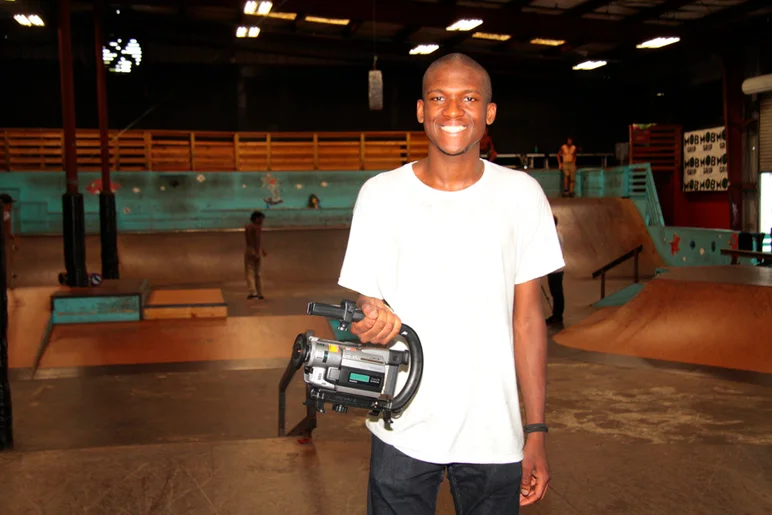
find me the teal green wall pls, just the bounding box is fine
[1,165,767,268]
[0,170,381,234]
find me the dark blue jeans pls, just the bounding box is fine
[367,434,522,515]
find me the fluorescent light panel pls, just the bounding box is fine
[410,44,439,55]
[266,12,297,20]
[244,1,273,15]
[573,60,607,71]
[636,37,680,49]
[305,16,350,25]
[531,38,565,46]
[236,26,260,38]
[472,32,510,41]
[14,14,44,27]
[446,19,483,31]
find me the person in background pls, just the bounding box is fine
[546,215,565,326]
[0,194,16,251]
[557,137,577,197]
[479,127,498,162]
[1,194,17,288]
[244,210,267,300]
[307,194,320,209]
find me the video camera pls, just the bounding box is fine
[292,300,424,429]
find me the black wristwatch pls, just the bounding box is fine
[524,423,549,434]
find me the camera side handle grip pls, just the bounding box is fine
[306,301,365,322]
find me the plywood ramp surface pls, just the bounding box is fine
[35,315,334,370]
[549,197,663,279]
[7,286,61,369]
[146,288,225,306]
[554,275,772,373]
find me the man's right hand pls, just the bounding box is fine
[350,296,402,345]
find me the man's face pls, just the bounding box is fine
[416,63,496,157]
[567,138,573,146]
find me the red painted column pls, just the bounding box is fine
[94,0,119,279]
[58,0,89,287]
[723,51,744,232]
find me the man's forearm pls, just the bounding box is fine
[514,316,548,425]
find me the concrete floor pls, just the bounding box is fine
[2,277,771,514]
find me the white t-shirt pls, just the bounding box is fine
[338,159,565,465]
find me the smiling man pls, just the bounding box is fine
[338,53,565,514]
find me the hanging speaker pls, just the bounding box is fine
[369,70,383,111]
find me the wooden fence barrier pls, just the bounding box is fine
[0,128,430,172]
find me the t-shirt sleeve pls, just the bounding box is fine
[514,182,565,284]
[338,179,384,299]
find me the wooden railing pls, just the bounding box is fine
[0,128,430,172]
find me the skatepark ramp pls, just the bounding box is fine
[549,198,662,279]
[554,265,772,374]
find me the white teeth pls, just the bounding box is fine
[441,126,466,133]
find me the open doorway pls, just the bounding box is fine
[760,172,772,252]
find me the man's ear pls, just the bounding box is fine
[486,102,497,125]
[416,99,425,124]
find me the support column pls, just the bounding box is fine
[94,0,119,279]
[0,198,12,451]
[59,0,88,287]
[723,50,745,232]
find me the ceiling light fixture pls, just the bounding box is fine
[530,38,565,46]
[636,37,680,49]
[266,12,297,20]
[236,26,260,38]
[572,60,607,71]
[409,44,439,55]
[472,32,511,41]
[305,16,350,25]
[244,1,273,16]
[257,1,272,15]
[103,38,142,74]
[446,19,483,31]
[14,14,44,27]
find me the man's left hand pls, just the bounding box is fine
[519,433,550,506]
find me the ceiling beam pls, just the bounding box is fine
[278,0,683,44]
[563,0,614,18]
[623,0,693,24]
[697,0,772,26]
[501,0,534,12]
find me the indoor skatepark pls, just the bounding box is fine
[3,1,772,514]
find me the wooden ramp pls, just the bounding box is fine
[554,266,772,373]
[143,288,227,320]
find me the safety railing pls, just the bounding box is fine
[277,356,317,439]
[592,244,643,299]
[0,128,429,172]
[628,163,665,227]
[720,248,772,266]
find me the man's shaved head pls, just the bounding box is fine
[422,53,492,103]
